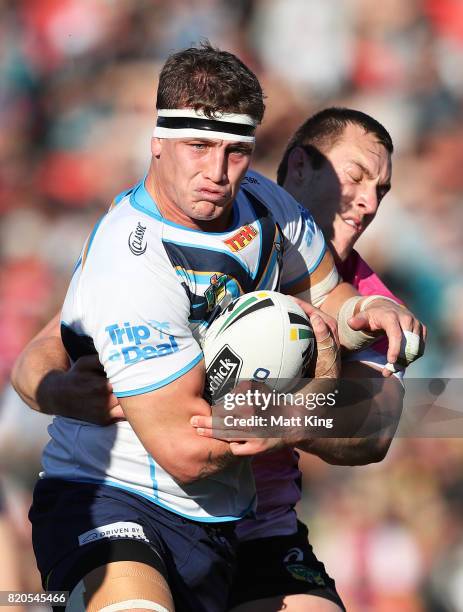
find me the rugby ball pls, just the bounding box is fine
[202,291,315,401]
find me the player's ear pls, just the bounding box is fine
[287,147,314,186]
[151,137,163,157]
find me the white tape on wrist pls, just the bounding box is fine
[337,296,377,351]
[359,295,401,311]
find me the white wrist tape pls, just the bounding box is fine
[359,295,401,311]
[338,296,377,351]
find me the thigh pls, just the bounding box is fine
[229,521,345,612]
[65,560,174,612]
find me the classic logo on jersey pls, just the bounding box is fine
[204,273,228,312]
[205,345,242,402]
[224,225,258,252]
[105,321,178,364]
[128,221,147,255]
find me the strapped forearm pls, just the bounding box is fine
[297,361,404,465]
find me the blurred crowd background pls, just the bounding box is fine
[1,0,463,610]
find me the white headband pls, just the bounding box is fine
[153,108,257,142]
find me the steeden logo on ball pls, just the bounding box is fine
[205,344,243,402]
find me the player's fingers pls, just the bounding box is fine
[412,320,427,355]
[378,314,403,365]
[108,404,124,419]
[311,314,339,348]
[386,332,403,366]
[190,415,213,429]
[347,312,369,331]
[310,316,335,353]
[309,313,328,339]
[107,393,120,409]
[398,312,414,332]
[412,319,420,337]
[290,296,316,317]
[229,440,254,455]
[401,330,423,363]
[194,427,215,438]
[348,310,402,364]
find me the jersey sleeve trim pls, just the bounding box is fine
[114,352,203,398]
[71,255,82,276]
[280,243,327,291]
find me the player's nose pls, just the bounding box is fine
[204,148,227,183]
[357,185,379,215]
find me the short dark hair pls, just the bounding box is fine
[276,107,393,185]
[156,41,265,124]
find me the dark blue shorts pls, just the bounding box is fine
[29,479,237,612]
[229,521,345,610]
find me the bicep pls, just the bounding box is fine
[120,358,209,434]
[33,311,62,341]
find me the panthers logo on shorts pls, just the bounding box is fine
[285,564,327,586]
[284,547,327,586]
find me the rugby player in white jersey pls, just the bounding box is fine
[12,45,425,612]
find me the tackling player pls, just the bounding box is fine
[192,108,421,612]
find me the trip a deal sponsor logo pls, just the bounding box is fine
[105,321,178,364]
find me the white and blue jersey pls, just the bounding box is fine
[41,170,329,521]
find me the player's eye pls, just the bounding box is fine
[229,147,252,157]
[347,172,362,183]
